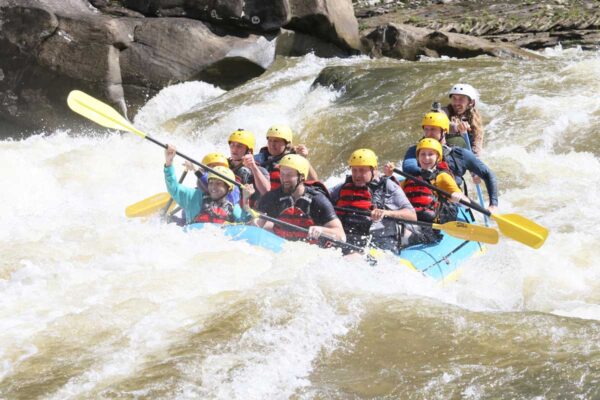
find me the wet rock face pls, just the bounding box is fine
[117,0,362,51]
[184,0,290,32]
[0,0,361,133]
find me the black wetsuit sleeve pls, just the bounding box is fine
[256,191,282,217]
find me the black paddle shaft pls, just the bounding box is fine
[256,212,364,253]
[333,206,440,230]
[392,168,490,217]
[146,135,241,188]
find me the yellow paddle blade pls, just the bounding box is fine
[125,192,173,218]
[433,221,499,244]
[67,90,146,138]
[492,213,549,249]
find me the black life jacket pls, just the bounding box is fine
[271,182,328,241]
[334,176,387,237]
[193,195,235,224]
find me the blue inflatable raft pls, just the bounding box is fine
[396,207,485,282]
[187,206,485,282]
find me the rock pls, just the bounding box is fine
[89,0,109,8]
[0,0,278,133]
[184,0,289,32]
[275,29,349,58]
[287,0,362,52]
[361,23,542,61]
[311,66,357,92]
[145,0,362,52]
[120,18,276,91]
[120,0,185,16]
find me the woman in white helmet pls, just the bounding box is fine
[443,83,484,156]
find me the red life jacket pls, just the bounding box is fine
[403,162,452,222]
[334,176,387,236]
[256,147,293,191]
[271,182,328,241]
[193,196,235,224]
[336,180,373,211]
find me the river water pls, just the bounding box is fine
[1,46,599,399]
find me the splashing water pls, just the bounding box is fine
[1,48,600,399]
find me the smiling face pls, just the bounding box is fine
[417,148,439,170]
[279,165,300,194]
[207,178,229,200]
[351,166,373,187]
[450,94,471,115]
[267,137,287,157]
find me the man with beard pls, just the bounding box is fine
[330,149,416,252]
[255,154,345,243]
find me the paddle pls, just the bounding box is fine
[124,171,188,218]
[248,209,365,254]
[125,192,174,218]
[393,168,549,249]
[334,206,499,244]
[66,90,240,189]
[462,133,490,226]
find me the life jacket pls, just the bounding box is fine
[193,195,235,224]
[445,133,468,149]
[441,145,466,189]
[334,176,387,237]
[403,162,453,223]
[229,160,252,185]
[271,182,327,241]
[255,147,292,191]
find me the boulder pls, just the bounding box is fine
[184,0,290,32]
[119,18,276,92]
[118,0,361,53]
[120,0,186,17]
[275,29,349,58]
[286,0,361,52]
[0,0,278,133]
[362,23,542,61]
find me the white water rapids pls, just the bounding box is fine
[1,47,599,399]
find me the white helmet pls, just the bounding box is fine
[448,84,479,104]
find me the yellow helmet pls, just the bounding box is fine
[228,129,255,153]
[266,124,293,143]
[348,148,378,168]
[207,166,236,190]
[421,111,450,133]
[278,154,310,179]
[416,138,443,161]
[202,152,229,167]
